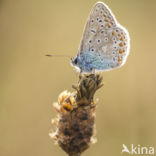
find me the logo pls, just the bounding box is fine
[121,144,154,155]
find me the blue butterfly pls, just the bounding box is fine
[71,2,130,73]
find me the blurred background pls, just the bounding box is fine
[0,0,156,155]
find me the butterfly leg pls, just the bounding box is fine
[80,68,83,76]
[91,68,96,74]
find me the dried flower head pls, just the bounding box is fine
[50,74,103,156]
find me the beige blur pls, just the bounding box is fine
[0,0,156,156]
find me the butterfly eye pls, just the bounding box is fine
[74,58,78,64]
[72,57,78,65]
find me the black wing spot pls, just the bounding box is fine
[104,37,108,42]
[91,30,96,33]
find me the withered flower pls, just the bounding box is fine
[50,74,103,156]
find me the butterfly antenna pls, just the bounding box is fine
[45,54,72,59]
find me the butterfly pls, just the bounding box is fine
[71,1,130,73]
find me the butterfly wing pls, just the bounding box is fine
[78,2,130,71]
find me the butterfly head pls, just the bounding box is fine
[71,56,83,72]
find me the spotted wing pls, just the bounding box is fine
[78,2,130,70]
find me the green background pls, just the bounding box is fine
[0,0,156,155]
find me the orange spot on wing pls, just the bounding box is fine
[119,43,124,47]
[118,57,121,63]
[104,18,109,22]
[120,37,124,41]
[118,33,121,37]
[119,49,123,54]
[107,23,111,28]
[112,31,116,35]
